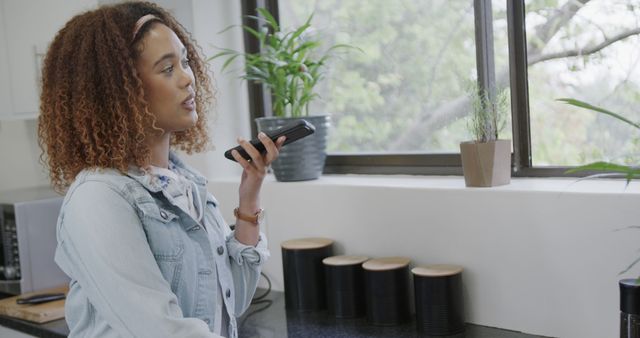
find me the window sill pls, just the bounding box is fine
[212,173,640,195]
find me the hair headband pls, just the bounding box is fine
[132,14,160,41]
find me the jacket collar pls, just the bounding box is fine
[126,151,208,193]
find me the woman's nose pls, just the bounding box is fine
[179,67,194,88]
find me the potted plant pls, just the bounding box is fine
[459,85,511,187]
[558,98,640,336]
[210,8,353,181]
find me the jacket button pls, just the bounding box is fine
[226,289,231,298]
[159,210,168,219]
[217,246,224,255]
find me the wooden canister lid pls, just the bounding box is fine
[281,237,334,250]
[412,264,463,277]
[323,255,369,266]
[362,257,411,271]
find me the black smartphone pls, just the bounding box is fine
[224,119,316,162]
[16,293,66,305]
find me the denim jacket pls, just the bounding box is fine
[54,153,269,338]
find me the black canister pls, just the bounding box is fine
[362,257,411,326]
[620,278,640,338]
[323,255,369,318]
[412,264,465,335]
[281,237,334,312]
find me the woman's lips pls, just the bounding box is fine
[181,97,195,111]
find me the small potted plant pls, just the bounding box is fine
[210,8,354,181]
[459,85,511,187]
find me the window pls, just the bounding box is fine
[526,0,640,167]
[279,0,481,155]
[240,0,640,176]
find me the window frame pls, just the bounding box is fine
[239,0,584,177]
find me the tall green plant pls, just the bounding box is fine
[558,98,640,276]
[557,98,640,184]
[209,8,354,118]
[467,84,509,143]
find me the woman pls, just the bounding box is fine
[37,2,283,337]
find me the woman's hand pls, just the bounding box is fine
[231,132,286,218]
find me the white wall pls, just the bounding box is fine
[209,176,640,338]
[0,119,49,190]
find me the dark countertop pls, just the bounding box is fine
[238,289,553,338]
[0,289,553,338]
[0,313,67,338]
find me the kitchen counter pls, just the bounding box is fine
[0,289,552,337]
[0,313,67,338]
[238,289,552,338]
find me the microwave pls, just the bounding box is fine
[0,186,70,295]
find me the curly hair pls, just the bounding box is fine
[38,1,214,191]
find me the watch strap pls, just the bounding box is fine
[234,207,263,224]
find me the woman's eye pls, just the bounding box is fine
[181,59,190,68]
[162,66,174,74]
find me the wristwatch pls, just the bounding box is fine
[234,207,265,225]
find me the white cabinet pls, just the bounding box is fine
[0,0,97,119]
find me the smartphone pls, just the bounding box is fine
[224,119,316,162]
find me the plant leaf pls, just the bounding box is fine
[327,44,364,54]
[288,22,311,49]
[565,161,640,185]
[257,8,279,32]
[206,49,238,61]
[240,25,262,40]
[565,161,637,174]
[620,255,640,275]
[220,54,241,72]
[557,98,640,130]
[217,24,241,34]
[293,41,321,55]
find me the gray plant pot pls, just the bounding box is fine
[255,115,330,182]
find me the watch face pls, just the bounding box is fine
[256,209,265,223]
